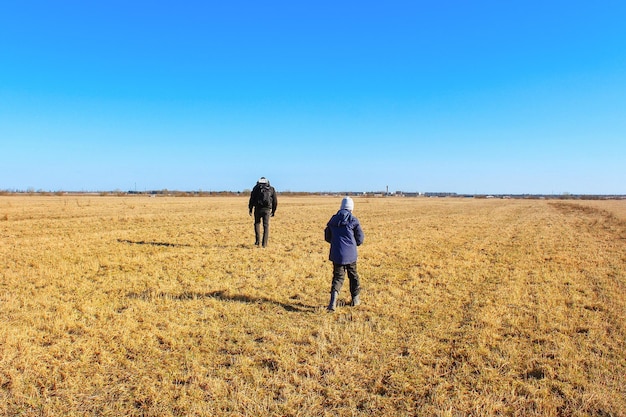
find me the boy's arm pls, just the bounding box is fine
[324,226,332,243]
[354,222,364,246]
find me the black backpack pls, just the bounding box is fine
[257,184,273,208]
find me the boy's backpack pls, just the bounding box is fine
[257,184,273,208]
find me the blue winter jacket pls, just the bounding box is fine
[324,209,364,265]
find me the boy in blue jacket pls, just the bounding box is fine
[324,196,365,311]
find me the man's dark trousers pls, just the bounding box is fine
[254,208,271,247]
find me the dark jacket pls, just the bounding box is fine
[248,183,277,215]
[325,209,364,265]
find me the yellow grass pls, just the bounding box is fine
[1,196,625,416]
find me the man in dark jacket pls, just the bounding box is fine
[248,177,277,247]
[324,196,364,311]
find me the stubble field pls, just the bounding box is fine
[1,195,625,416]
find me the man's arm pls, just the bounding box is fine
[248,186,257,213]
[271,187,278,215]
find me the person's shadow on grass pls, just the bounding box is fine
[128,289,318,313]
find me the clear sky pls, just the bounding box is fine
[1,1,625,194]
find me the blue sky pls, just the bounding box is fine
[1,1,625,194]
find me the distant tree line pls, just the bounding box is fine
[1,189,624,200]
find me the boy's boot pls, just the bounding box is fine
[327,291,338,312]
[351,294,360,307]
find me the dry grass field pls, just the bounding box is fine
[1,195,625,416]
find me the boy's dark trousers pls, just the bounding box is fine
[331,262,360,296]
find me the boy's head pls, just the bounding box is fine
[340,196,354,211]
